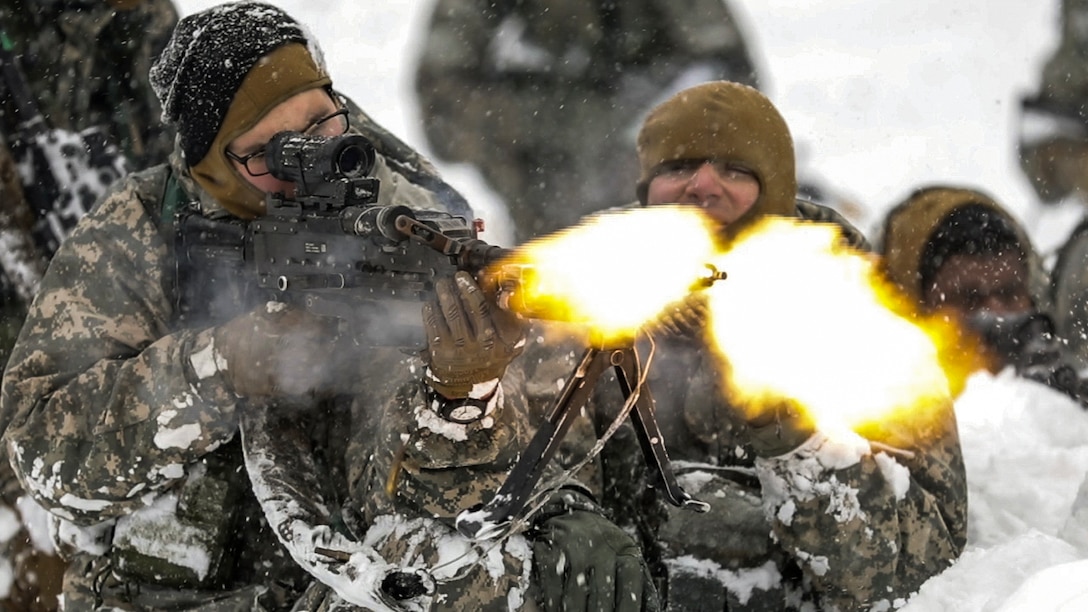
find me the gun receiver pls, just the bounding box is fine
[175,131,514,345]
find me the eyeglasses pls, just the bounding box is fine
[226,107,351,177]
[654,159,758,184]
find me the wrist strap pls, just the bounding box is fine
[423,377,500,424]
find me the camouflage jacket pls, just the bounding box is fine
[522,202,967,611]
[0,106,532,610]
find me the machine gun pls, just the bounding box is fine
[175,131,510,346]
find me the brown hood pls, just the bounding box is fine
[878,185,1042,307]
[636,81,797,239]
[188,43,331,219]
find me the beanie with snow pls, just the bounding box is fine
[149,1,328,166]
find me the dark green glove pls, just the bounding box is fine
[532,509,659,612]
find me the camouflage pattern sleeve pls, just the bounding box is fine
[343,353,539,611]
[0,168,240,525]
[754,399,967,609]
[356,352,533,523]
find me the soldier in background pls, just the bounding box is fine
[877,185,1088,402]
[1017,0,1088,375]
[1,0,179,170]
[0,0,178,348]
[414,0,761,243]
[0,0,178,373]
[1017,0,1088,208]
[553,81,967,610]
[0,2,178,610]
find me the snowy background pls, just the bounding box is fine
[171,0,1088,609]
[14,0,1078,609]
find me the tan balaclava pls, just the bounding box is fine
[150,2,331,218]
[189,44,330,218]
[636,81,797,239]
[878,186,1042,308]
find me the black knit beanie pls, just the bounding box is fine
[150,1,321,164]
[919,204,1027,293]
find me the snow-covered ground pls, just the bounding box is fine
[1,0,1076,609]
[905,371,1088,611]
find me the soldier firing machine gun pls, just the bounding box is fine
[175,131,711,549]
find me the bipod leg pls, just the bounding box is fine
[612,347,710,513]
[456,346,612,539]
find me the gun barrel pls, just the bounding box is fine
[455,239,514,271]
[392,213,513,271]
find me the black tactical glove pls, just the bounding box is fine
[422,271,526,398]
[212,302,359,398]
[532,508,659,612]
[968,310,1088,405]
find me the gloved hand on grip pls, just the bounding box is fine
[422,271,526,398]
[213,302,359,398]
[531,508,659,612]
